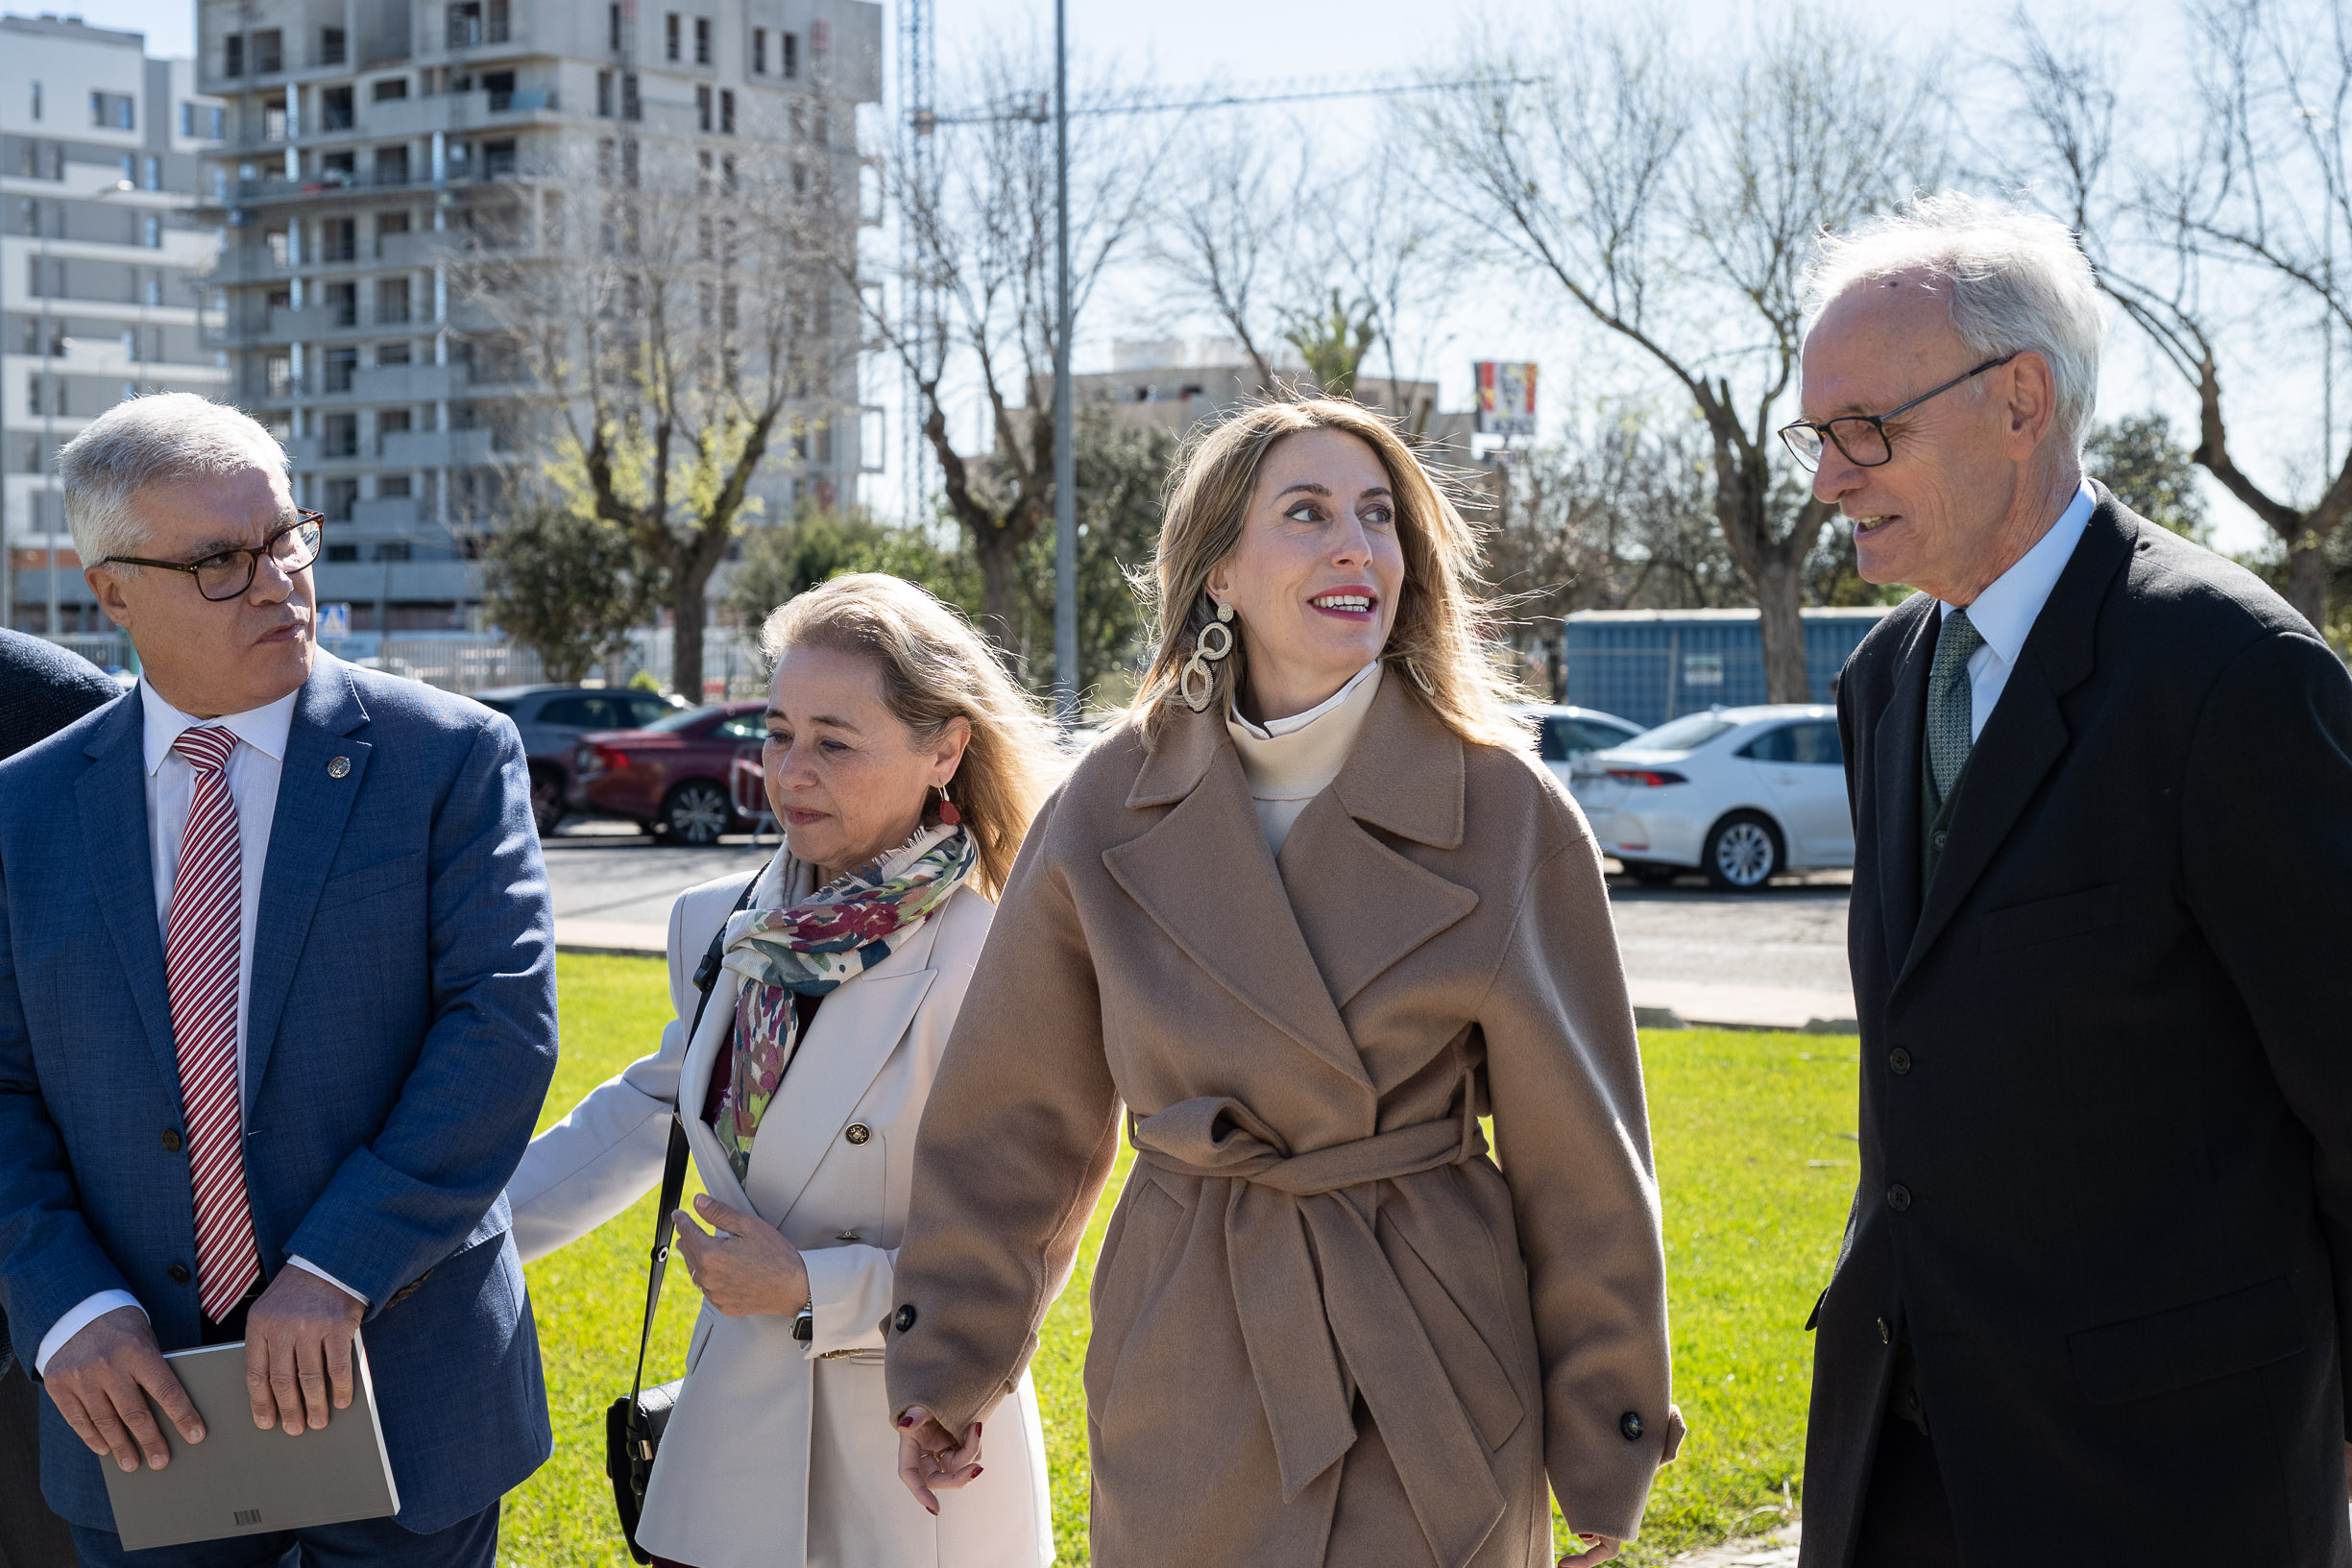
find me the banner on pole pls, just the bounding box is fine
[1474,362,1538,438]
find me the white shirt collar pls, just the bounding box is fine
[1227,659,1383,741]
[1937,480,2097,664]
[140,677,301,776]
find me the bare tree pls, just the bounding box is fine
[457,121,857,698]
[866,45,1157,643]
[2002,0,2352,632]
[1152,130,1459,424]
[1483,399,1740,694]
[1421,14,1943,700]
[1150,122,1313,392]
[1329,135,1463,433]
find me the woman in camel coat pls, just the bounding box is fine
[507,575,1063,1568]
[885,401,1681,1568]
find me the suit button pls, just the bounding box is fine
[892,1303,917,1333]
[160,1129,182,1152]
[1889,1048,1912,1075]
[844,1123,871,1146]
[1618,1411,1643,1441]
[1877,1316,1890,1344]
[1886,1184,1912,1212]
[1930,830,1948,851]
[167,1264,191,1284]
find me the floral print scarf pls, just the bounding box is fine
[711,825,976,1183]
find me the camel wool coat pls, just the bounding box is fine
[885,678,1678,1567]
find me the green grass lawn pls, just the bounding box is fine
[500,954,1855,1565]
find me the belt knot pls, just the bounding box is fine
[1127,1094,1514,1568]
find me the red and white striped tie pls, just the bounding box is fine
[164,725,261,1323]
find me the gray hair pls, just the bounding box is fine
[1806,192,2106,453]
[59,394,289,574]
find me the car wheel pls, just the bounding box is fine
[661,781,733,846]
[527,768,565,838]
[1626,861,1678,886]
[1702,812,1782,892]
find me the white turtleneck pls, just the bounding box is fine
[1225,660,1384,856]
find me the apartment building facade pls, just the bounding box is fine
[193,0,880,647]
[0,13,226,639]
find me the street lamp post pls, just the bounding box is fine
[32,178,135,643]
[1051,0,1077,726]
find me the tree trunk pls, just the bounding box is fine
[974,533,1022,656]
[2285,526,2333,636]
[671,565,711,701]
[1753,556,1810,705]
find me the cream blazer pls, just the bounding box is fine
[508,862,1055,1568]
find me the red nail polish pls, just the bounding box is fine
[895,1414,916,1428]
[970,1466,983,1478]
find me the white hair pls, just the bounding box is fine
[1806,192,2106,453]
[58,394,289,574]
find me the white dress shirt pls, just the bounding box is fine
[36,679,356,1373]
[1937,481,2096,739]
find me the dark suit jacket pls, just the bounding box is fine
[0,632,118,1387]
[0,631,118,764]
[1800,489,2352,1566]
[0,654,559,1533]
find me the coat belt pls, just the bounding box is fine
[1128,1095,1516,1568]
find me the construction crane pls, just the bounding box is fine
[912,70,1544,131]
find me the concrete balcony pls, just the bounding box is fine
[206,246,289,285]
[220,166,431,209]
[362,87,562,141]
[350,362,458,403]
[261,305,351,343]
[349,495,425,530]
[379,426,511,469]
[376,230,448,270]
[313,560,480,602]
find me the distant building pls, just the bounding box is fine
[190,0,880,649]
[1,13,226,639]
[1067,338,1477,453]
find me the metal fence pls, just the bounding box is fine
[24,626,767,702]
[1562,608,1893,730]
[373,629,769,700]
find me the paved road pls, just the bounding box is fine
[542,826,1857,1026]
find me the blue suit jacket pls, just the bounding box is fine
[0,654,558,1533]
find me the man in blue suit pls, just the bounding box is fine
[0,393,558,1566]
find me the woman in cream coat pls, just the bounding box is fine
[888,402,1682,1568]
[508,575,1062,1568]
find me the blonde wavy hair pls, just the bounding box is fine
[1134,398,1526,751]
[760,573,1063,900]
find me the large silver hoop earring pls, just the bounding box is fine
[1179,600,1237,712]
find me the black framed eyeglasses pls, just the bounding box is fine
[99,511,325,602]
[1779,353,2021,472]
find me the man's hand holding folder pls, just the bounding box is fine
[43,1309,204,1474]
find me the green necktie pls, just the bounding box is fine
[1927,607,1984,804]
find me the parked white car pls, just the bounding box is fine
[1512,703,1647,787]
[1568,704,1851,890]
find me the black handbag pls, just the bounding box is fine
[605,874,759,1564]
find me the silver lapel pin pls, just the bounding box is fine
[327,756,351,779]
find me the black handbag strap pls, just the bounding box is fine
[624,868,764,1427]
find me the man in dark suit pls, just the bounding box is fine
[0,630,117,1568]
[1785,193,2352,1566]
[0,394,559,1565]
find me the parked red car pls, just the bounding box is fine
[570,700,768,844]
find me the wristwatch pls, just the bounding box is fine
[792,1299,813,1343]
